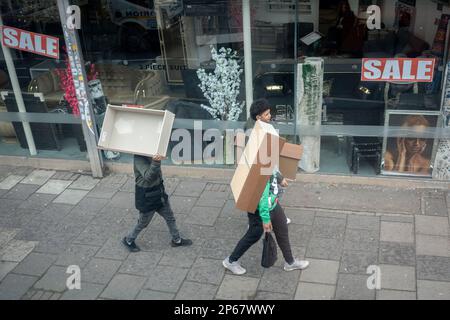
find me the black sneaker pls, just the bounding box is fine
[171,238,193,247]
[122,237,140,252]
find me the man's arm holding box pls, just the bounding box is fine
[134,155,162,182]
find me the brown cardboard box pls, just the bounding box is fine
[279,141,303,180]
[97,104,174,157]
[230,120,283,213]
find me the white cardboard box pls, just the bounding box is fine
[97,104,175,157]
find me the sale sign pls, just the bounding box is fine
[1,26,59,59]
[361,58,435,82]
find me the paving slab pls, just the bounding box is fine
[53,189,89,205]
[299,259,339,285]
[105,192,135,210]
[379,242,416,266]
[254,291,293,300]
[175,281,218,300]
[196,190,228,205]
[60,282,105,300]
[187,206,221,226]
[0,228,19,248]
[0,261,18,282]
[69,175,100,190]
[415,215,449,236]
[100,274,146,300]
[12,252,57,277]
[417,280,450,300]
[0,175,25,190]
[36,180,72,195]
[380,222,414,244]
[346,215,380,231]
[343,228,379,252]
[144,265,189,293]
[33,265,70,292]
[186,257,225,285]
[283,208,316,225]
[416,234,450,257]
[306,237,344,260]
[21,170,55,186]
[376,290,417,300]
[18,193,57,210]
[380,215,414,223]
[136,290,175,300]
[258,267,301,295]
[417,255,450,282]
[315,211,347,220]
[200,238,242,260]
[38,204,73,221]
[169,196,197,215]
[379,264,416,291]
[312,217,346,240]
[295,282,336,300]
[0,273,38,300]
[423,196,448,216]
[335,274,376,300]
[85,186,118,199]
[174,180,206,197]
[158,247,199,269]
[119,251,162,276]
[216,275,259,300]
[339,250,378,275]
[55,244,100,269]
[81,258,122,285]
[283,184,421,215]
[0,239,38,262]
[51,172,79,181]
[95,237,130,261]
[73,197,109,213]
[4,184,40,200]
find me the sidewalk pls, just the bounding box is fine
[0,165,449,300]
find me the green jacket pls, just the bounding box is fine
[257,171,284,224]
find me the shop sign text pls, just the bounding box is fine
[1,26,59,59]
[361,58,435,82]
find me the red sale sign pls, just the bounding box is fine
[1,26,59,59]
[361,58,435,82]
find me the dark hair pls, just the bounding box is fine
[250,99,271,120]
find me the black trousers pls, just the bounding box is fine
[229,203,294,264]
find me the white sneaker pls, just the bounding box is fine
[284,259,309,271]
[222,257,246,275]
[286,217,291,225]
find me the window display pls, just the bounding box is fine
[0,0,448,181]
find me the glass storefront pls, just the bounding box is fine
[0,0,449,180]
[0,0,88,161]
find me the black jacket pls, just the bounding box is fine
[134,155,168,212]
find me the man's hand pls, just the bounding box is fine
[152,154,165,162]
[280,178,289,187]
[263,222,272,233]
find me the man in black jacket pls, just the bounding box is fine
[122,154,192,252]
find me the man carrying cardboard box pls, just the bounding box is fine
[223,99,309,275]
[122,154,192,252]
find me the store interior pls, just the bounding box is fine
[0,0,447,177]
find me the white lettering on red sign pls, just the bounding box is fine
[1,26,59,59]
[361,58,435,82]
